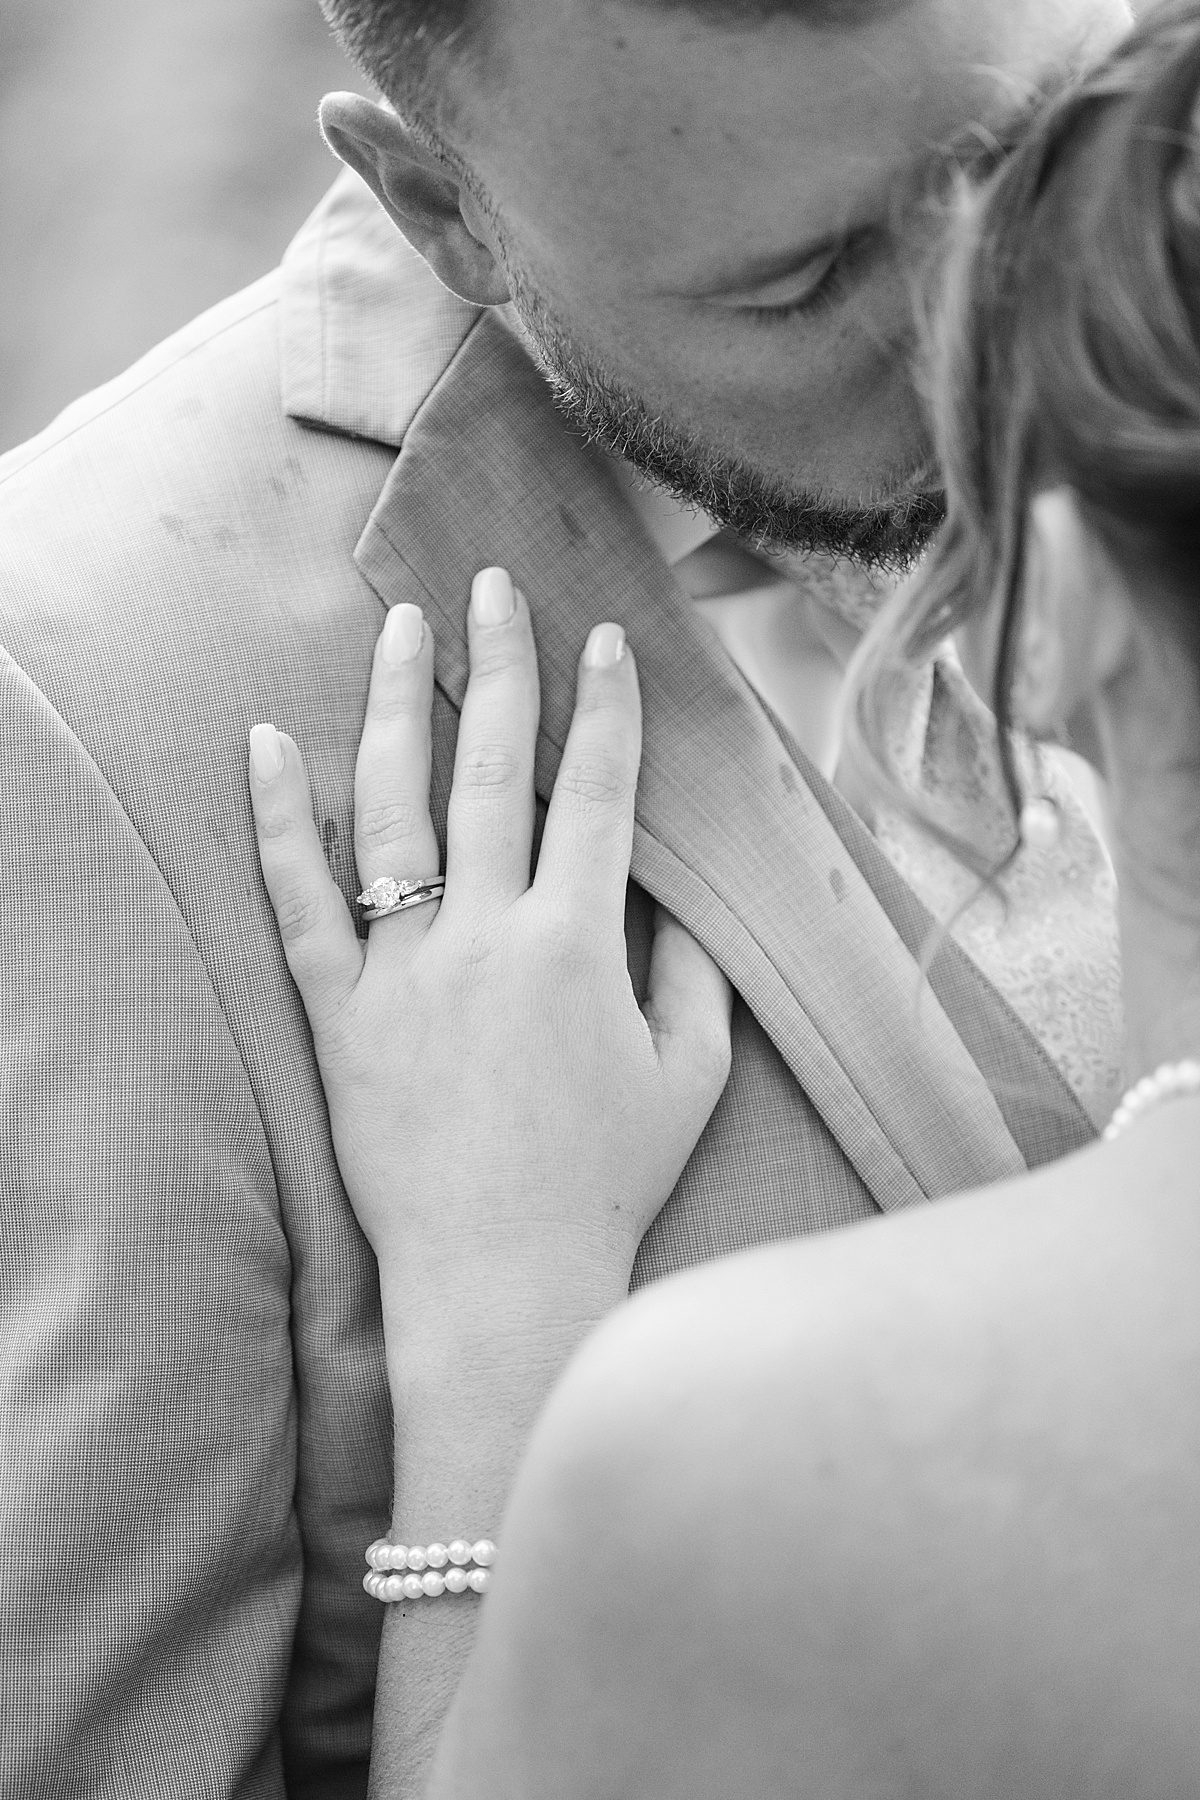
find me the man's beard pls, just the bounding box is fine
[505,273,945,571]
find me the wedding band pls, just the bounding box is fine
[357,875,445,921]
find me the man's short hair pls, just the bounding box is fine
[320,0,905,133]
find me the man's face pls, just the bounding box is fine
[449,0,1131,561]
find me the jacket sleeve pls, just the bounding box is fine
[0,644,298,1799]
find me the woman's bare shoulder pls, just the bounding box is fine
[595,1097,1200,1424]
[462,1107,1200,1799]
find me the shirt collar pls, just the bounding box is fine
[596,451,717,568]
[279,168,718,567]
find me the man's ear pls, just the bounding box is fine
[1017,486,1132,739]
[318,92,511,305]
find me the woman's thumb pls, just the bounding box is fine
[642,906,733,1112]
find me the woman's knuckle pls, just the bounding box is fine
[274,887,330,945]
[469,637,526,682]
[356,796,423,848]
[367,669,420,715]
[556,754,628,810]
[255,806,299,846]
[456,741,523,794]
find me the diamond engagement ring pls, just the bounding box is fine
[357,875,446,921]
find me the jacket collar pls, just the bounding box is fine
[353,311,1033,1208]
[279,167,482,448]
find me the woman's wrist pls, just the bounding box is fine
[375,1212,636,1340]
[378,1251,631,1391]
[381,1264,626,1538]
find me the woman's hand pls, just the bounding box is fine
[247,567,732,1316]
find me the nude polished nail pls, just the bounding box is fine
[249,722,284,783]
[583,622,627,669]
[382,603,424,665]
[471,566,516,626]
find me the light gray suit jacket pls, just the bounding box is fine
[0,172,1092,1798]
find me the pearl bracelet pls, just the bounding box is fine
[363,1538,496,1602]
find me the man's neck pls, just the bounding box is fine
[671,535,857,781]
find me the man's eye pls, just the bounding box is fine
[724,230,881,325]
[726,249,837,312]
[739,256,845,323]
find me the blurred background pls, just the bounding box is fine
[0,0,367,453]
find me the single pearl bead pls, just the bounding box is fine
[467,1567,491,1594]
[384,1544,408,1571]
[381,1574,407,1603]
[446,1540,472,1566]
[425,1543,449,1569]
[443,1566,470,1594]
[421,1570,447,1597]
[401,1573,425,1601]
[471,1540,496,1568]
[1019,797,1061,853]
[406,1546,428,1572]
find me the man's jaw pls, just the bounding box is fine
[601,414,946,570]
[507,284,944,571]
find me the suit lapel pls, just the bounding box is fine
[354,313,1029,1211]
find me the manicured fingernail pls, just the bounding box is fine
[250,722,284,783]
[382,602,424,666]
[471,566,516,627]
[583,622,627,669]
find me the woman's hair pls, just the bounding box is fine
[847,0,1200,866]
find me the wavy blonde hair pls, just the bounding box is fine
[845,0,1200,876]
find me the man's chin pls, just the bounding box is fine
[541,359,943,569]
[591,418,944,569]
[638,453,946,570]
[511,289,944,570]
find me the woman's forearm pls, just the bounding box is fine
[369,1263,630,1798]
